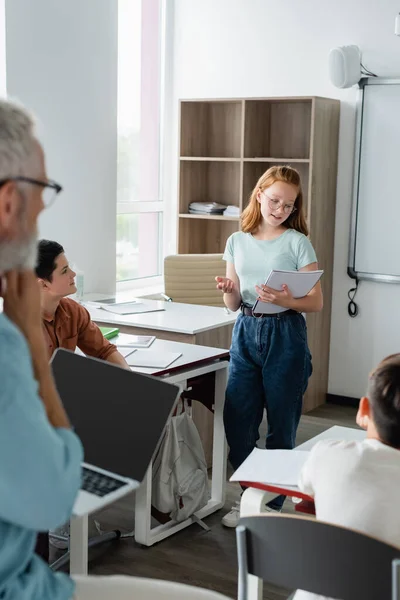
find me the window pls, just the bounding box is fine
[117,0,164,287]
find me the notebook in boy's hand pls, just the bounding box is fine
[230,447,309,487]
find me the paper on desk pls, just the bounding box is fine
[117,347,137,359]
[99,302,144,315]
[74,345,135,359]
[100,302,166,315]
[230,447,309,486]
[117,335,156,349]
[126,350,182,369]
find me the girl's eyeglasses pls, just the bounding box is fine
[262,191,296,215]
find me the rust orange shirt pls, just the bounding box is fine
[42,297,117,361]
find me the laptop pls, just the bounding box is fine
[50,348,180,516]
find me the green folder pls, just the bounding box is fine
[99,326,120,340]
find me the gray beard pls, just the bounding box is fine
[0,232,38,272]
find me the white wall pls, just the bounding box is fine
[5,0,118,294]
[165,0,400,398]
[0,0,5,96]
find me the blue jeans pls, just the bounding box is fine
[224,312,312,510]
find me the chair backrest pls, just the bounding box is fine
[237,514,400,600]
[164,254,225,307]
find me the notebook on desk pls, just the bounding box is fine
[99,301,165,315]
[126,350,182,369]
[99,326,120,340]
[117,335,156,349]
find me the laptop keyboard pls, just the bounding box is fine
[81,467,128,497]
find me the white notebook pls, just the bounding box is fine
[99,302,165,315]
[117,335,156,349]
[126,350,182,369]
[230,447,309,487]
[253,269,323,314]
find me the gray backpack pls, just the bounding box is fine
[152,400,209,522]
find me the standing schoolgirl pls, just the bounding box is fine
[216,166,323,527]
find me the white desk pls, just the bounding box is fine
[114,333,228,376]
[83,297,237,347]
[239,425,366,600]
[69,336,230,575]
[85,298,237,466]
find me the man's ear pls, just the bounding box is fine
[0,181,20,233]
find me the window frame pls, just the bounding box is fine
[116,0,166,291]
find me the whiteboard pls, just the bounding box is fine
[349,78,400,283]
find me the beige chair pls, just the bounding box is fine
[237,514,400,600]
[162,253,227,468]
[164,254,225,307]
[74,575,232,599]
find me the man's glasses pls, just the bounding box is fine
[262,191,296,215]
[0,176,63,208]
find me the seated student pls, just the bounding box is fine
[294,354,400,600]
[35,240,130,553]
[36,239,129,369]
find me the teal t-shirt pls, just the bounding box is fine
[223,229,317,306]
[0,313,83,600]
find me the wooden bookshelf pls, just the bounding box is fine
[176,96,340,411]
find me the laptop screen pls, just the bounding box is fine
[51,349,180,483]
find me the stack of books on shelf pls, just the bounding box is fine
[188,202,227,215]
[223,205,240,217]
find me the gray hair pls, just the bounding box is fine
[0,98,39,179]
[0,99,40,272]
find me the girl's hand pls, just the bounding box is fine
[255,283,294,308]
[215,276,235,294]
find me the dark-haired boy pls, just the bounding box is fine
[294,354,400,600]
[36,239,129,369]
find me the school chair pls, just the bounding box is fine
[73,575,232,599]
[236,514,400,600]
[163,254,225,307]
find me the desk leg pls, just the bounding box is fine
[133,366,228,547]
[211,366,228,505]
[134,463,152,546]
[240,488,267,600]
[70,515,88,575]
